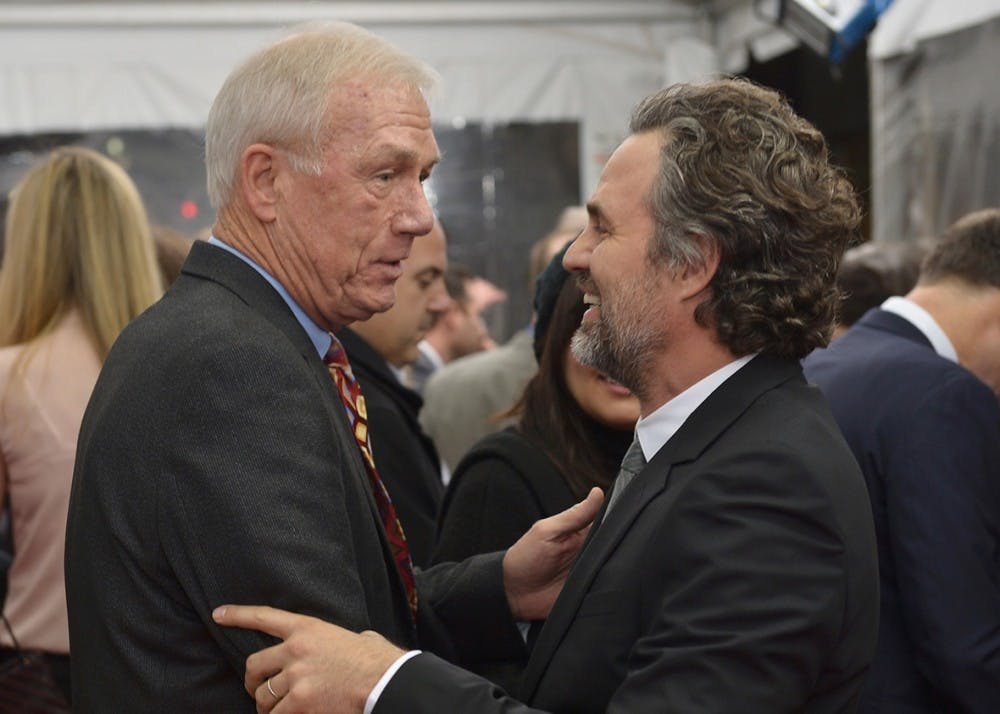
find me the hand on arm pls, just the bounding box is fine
[502,487,603,621]
[211,489,602,712]
[213,606,404,714]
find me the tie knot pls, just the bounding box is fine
[325,335,351,372]
[621,437,646,477]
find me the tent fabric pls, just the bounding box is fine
[869,0,1000,59]
[870,11,1000,244]
[0,2,717,196]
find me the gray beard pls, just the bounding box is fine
[570,316,659,402]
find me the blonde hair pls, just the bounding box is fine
[0,146,163,363]
[205,21,439,209]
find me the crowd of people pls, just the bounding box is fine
[0,20,998,714]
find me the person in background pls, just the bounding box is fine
[0,146,163,703]
[340,220,452,566]
[409,262,504,393]
[462,272,507,350]
[805,208,1000,714]
[419,207,585,472]
[432,245,638,691]
[833,240,926,338]
[215,78,879,714]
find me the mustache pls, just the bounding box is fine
[575,273,597,295]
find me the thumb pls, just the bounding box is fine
[548,487,604,535]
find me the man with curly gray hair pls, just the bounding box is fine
[215,78,879,714]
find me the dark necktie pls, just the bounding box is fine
[603,437,647,519]
[324,336,417,620]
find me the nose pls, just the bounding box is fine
[563,231,592,273]
[397,183,436,237]
[427,280,452,315]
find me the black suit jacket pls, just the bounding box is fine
[805,308,1000,714]
[339,328,444,567]
[378,356,879,713]
[64,242,511,712]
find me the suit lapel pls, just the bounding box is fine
[181,243,405,601]
[520,355,803,699]
[182,241,317,358]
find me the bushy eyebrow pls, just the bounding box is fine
[587,201,610,227]
[368,144,440,172]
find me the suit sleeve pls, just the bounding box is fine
[156,339,375,673]
[888,374,1000,712]
[376,653,548,714]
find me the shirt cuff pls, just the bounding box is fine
[363,650,422,714]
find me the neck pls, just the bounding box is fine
[907,281,1000,368]
[638,333,738,417]
[213,204,345,333]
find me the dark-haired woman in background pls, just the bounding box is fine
[431,249,639,689]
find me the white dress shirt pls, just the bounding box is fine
[880,296,958,363]
[635,354,756,461]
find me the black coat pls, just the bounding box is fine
[339,328,444,568]
[432,426,576,693]
[377,356,880,713]
[433,426,575,563]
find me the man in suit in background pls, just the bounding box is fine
[805,209,1000,714]
[409,263,504,394]
[216,78,879,713]
[65,23,600,711]
[341,220,451,566]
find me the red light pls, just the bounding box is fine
[180,200,199,220]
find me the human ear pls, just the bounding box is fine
[239,143,279,223]
[678,234,720,300]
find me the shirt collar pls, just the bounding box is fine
[881,296,958,363]
[417,340,445,370]
[635,354,756,461]
[208,236,332,358]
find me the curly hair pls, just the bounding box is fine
[629,78,862,359]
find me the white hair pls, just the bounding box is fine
[205,21,438,209]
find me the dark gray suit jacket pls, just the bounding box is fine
[65,242,511,712]
[378,356,880,713]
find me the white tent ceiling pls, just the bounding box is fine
[0,1,741,194]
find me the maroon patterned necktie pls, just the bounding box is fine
[324,336,418,620]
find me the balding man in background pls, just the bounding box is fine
[805,209,1000,714]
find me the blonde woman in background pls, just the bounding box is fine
[0,146,163,702]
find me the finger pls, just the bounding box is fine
[542,487,604,536]
[245,644,288,693]
[213,604,304,640]
[254,674,282,713]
